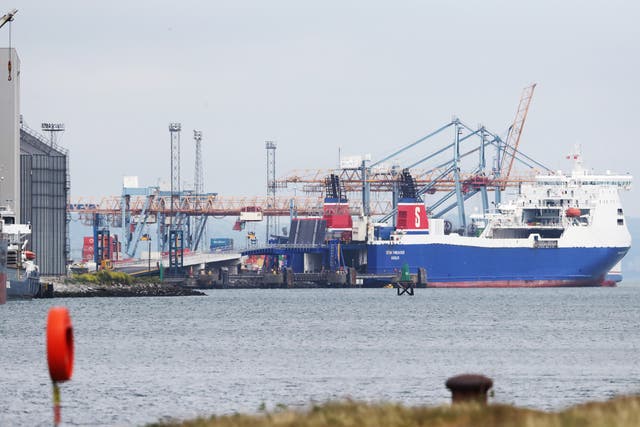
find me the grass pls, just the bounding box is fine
[69,270,133,285]
[147,396,640,427]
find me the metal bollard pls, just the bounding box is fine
[445,374,493,404]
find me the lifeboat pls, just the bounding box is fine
[24,250,36,260]
[566,207,581,217]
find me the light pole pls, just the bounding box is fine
[141,234,151,272]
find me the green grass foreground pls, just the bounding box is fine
[148,396,640,427]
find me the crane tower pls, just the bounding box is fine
[194,130,203,196]
[169,122,181,221]
[168,123,183,273]
[265,141,278,243]
[192,130,206,251]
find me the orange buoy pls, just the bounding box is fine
[46,307,74,382]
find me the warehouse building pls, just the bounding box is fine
[19,122,70,275]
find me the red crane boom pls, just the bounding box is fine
[500,83,536,189]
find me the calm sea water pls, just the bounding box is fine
[2,285,640,426]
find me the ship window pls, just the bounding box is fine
[617,219,624,226]
[618,208,623,215]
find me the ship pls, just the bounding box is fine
[0,207,41,299]
[241,151,632,288]
[366,153,632,287]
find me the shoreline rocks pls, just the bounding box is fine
[53,282,206,298]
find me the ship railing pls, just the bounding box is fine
[256,243,327,249]
[244,243,327,252]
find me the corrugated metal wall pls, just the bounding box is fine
[20,154,68,275]
[20,156,32,223]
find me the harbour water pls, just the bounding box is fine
[2,285,640,426]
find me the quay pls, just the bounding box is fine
[185,266,425,290]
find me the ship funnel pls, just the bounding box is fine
[323,174,353,239]
[396,169,428,231]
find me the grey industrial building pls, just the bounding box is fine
[19,123,69,276]
[1,48,69,276]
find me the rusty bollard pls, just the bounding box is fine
[445,374,493,404]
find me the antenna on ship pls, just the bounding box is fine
[566,144,584,175]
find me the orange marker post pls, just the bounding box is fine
[46,307,74,426]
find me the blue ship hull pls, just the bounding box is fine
[367,243,629,287]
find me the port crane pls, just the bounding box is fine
[0,8,17,29]
[68,85,551,254]
[497,83,537,194]
[276,91,548,231]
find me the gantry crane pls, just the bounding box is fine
[68,85,551,252]
[276,113,549,227]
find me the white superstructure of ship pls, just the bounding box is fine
[0,206,41,298]
[483,149,631,244]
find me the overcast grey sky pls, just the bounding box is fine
[7,1,640,214]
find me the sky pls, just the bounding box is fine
[6,0,640,215]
